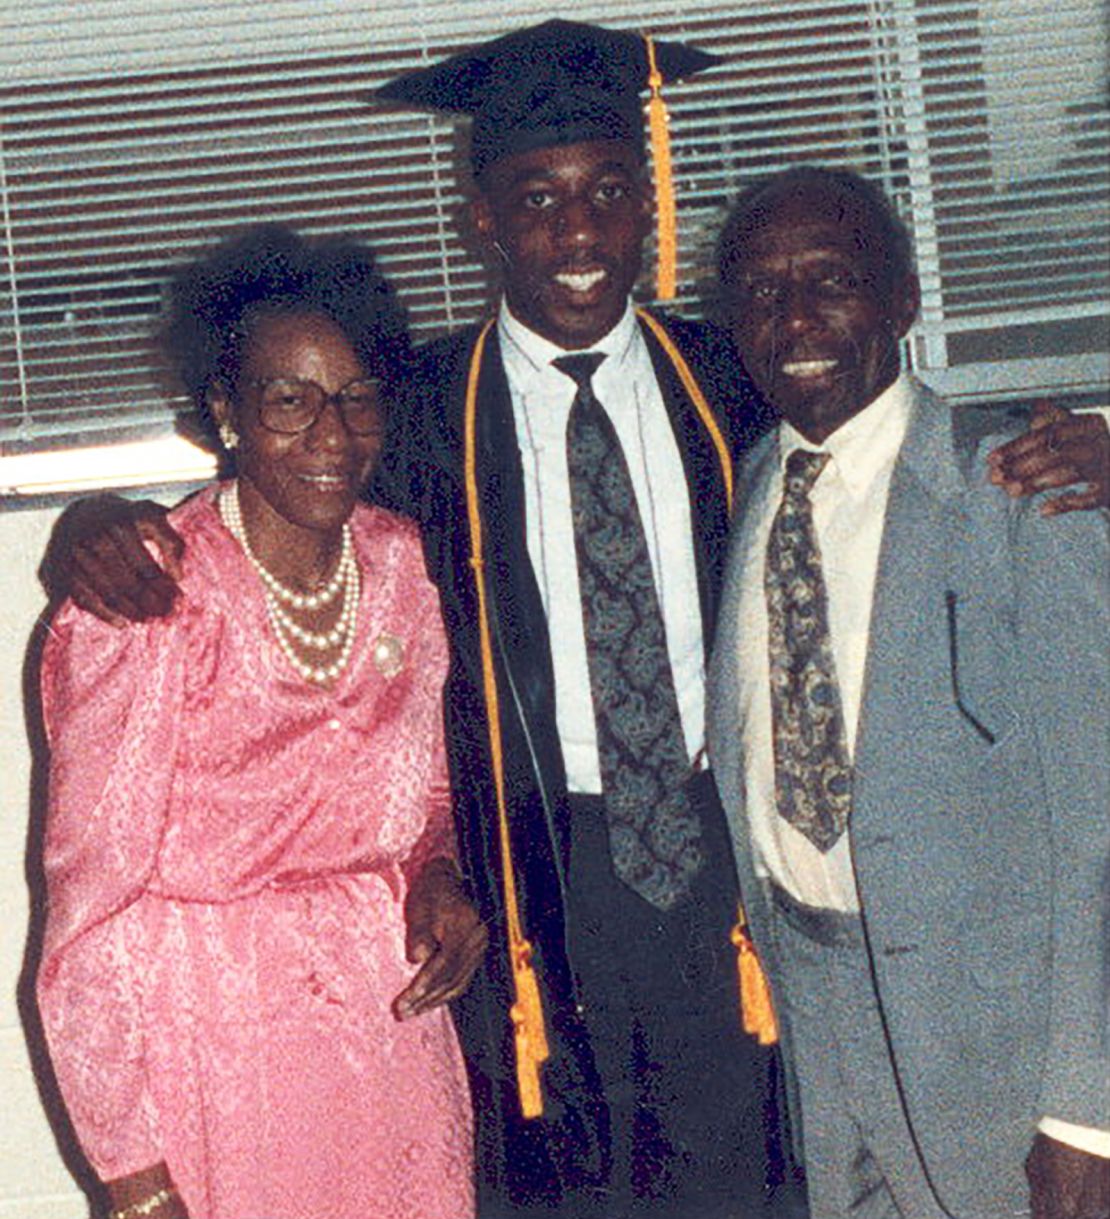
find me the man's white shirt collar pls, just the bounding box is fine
[497,296,640,402]
[777,372,914,499]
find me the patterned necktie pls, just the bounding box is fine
[765,448,852,852]
[556,352,703,910]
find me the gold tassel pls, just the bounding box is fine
[510,937,551,1118]
[645,35,677,301]
[732,908,779,1046]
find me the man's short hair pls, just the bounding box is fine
[717,164,916,289]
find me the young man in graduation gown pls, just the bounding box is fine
[371,23,795,1219]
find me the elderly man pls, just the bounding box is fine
[707,165,1109,1219]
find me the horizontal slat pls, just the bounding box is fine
[2,0,788,83]
[915,301,1108,333]
[916,353,1110,402]
[2,0,1107,465]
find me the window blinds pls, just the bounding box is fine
[2,0,1106,454]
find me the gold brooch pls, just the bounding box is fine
[372,633,405,677]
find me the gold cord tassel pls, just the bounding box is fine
[465,321,550,1119]
[645,35,677,301]
[509,937,550,1117]
[732,908,779,1046]
[463,314,737,1116]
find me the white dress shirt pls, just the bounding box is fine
[732,371,1109,1155]
[498,298,705,793]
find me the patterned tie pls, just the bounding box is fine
[765,448,852,852]
[556,352,703,910]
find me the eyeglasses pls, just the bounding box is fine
[244,377,384,436]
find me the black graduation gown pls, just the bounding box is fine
[371,311,795,1217]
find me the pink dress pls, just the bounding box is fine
[37,487,474,1219]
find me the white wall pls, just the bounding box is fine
[0,504,92,1216]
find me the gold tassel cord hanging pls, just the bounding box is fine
[635,309,777,1046]
[732,910,779,1046]
[463,310,773,1113]
[464,320,549,1118]
[645,35,677,302]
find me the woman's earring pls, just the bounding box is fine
[219,422,239,451]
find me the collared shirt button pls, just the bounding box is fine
[328,718,342,731]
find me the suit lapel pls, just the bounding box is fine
[472,329,562,738]
[709,434,779,815]
[852,382,965,834]
[641,315,733,649]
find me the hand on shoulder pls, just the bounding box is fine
[41,494,185,625]
[988,402,1109,516]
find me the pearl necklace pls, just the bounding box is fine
[219,483,361,685]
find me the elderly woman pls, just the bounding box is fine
[36,225,480,1219]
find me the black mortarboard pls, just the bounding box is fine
[377,20,722,298]
[378,19,719,178]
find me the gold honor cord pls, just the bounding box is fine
[464,311,775,1123]
[634,308,779,1047]
[633,309,733,513]
[464,318,550,1118]
[644,35,677,302]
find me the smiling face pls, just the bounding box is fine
[725,188,919,443]
[210,309,383,565]
[472,139,652,350]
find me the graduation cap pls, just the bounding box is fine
[378,19,722,299]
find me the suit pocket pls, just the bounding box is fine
[944,589,1019,748]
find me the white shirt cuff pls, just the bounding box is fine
[1039,1117,1110,1158]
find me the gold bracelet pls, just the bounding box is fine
[108,1186,176,1219]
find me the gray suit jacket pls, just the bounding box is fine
[707,379,1109,1215]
